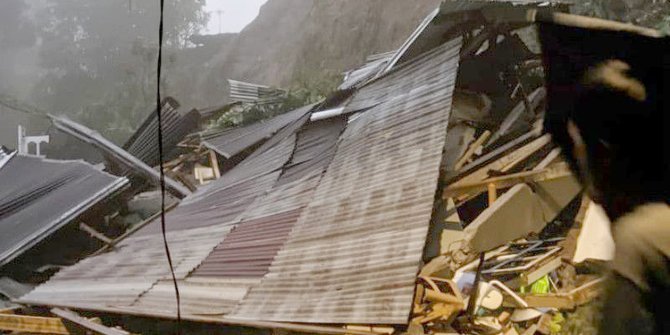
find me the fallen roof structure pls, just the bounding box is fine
[0,153,128,267]
[228,79,286,104]
[123,97,200,168]
[49,115,191,198]
[201,103,315,159]
[19,1,589,334]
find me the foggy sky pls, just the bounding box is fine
[204,0,268,34]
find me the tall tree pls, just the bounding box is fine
[32,0,207,143]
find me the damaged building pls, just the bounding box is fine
[2,1,622,335]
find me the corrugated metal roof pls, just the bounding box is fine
[202,104,314,159]
[193,208,303,278]
[49,115,191,198]
[228,79,286,104]
[339,51,396,90]
[20,224,232,308]
[0,154,128,266]
[191,116,345,278]
[345,37,458,114]
[0,148,15,170]
[123,97,200,167]
[231,38,462,324]
[130,106,313,236]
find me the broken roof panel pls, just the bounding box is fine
[123,97,200,167]
[228,79,286,104]
[231,37,462,324]
[202,104,314,159]
[20,224,233,308]
[339,51,396,90]
[190,116,345,279]
[0,154,128,266]
[49,115,191,198]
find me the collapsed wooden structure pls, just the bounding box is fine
[3,1,620,334]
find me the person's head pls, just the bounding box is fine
[539,17,670,220]
[543,58,670,219]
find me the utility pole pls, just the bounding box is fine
[216,10,224,34]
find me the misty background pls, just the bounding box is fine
[2,0,668,152]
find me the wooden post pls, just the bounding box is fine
[209,150,221,179]
[487,183,497,206]
[79,223,114,246]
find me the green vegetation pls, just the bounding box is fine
[209,70,341,131]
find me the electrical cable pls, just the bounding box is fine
[156,0,182,334]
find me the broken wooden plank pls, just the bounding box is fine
[533,148,562,171]
[451,134,552,188]
[79,223,114,245]
[454,130,491,171]
[0,313,69,334]
[446,128,541,182]
[208,149,221,179]
[464,172,580,252]
[51,308,128,335]
[444,163,571,198]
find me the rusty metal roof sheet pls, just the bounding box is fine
[0,154,128,266]
[231,38,462,324]
[192,208,303,278]
[202,104,313,158]
[191,116,345,279]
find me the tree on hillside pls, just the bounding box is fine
[32,0,207,143]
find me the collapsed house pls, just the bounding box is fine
[0,147,128,280]
[12,1,615,335]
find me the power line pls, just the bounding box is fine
[156,0,182,334]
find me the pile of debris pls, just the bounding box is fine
[0,1,621,335]
[408,132,611,334]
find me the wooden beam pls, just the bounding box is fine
[448,128,540,182]
[487,183,497,206]
[444,162,571,198]
[79,223,114,245]
[450,134,552,188]
[51,308,129,335]
[454,130,491,171]
[209,150,221,179]
[0,313,69,334]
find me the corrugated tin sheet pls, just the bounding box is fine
[345,38,457,114]
[49,115,191,198]
[123,97,200,167]
[231,38,462,324]
[202,104,314,158]
[228,79,286,104]
[20,224,232,308]
[129,277,260,316]
[191,116,345,279]
[278,116,346,186]
[193,209,303,278]
[0,155,128,266]
[339,51,396,90]
[131,106,312,236]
